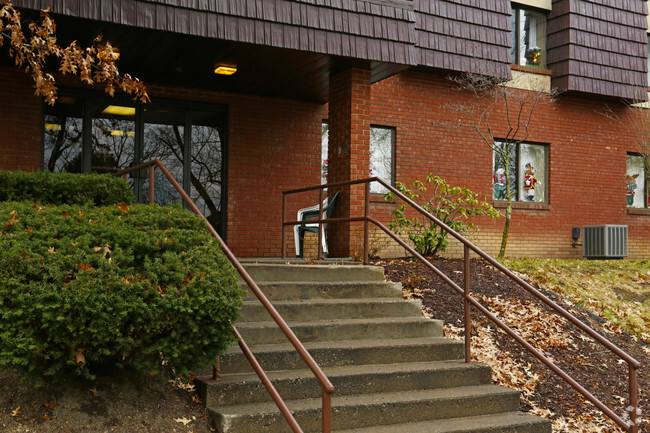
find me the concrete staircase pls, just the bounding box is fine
[197,263,551,433]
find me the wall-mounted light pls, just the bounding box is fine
[214,64,237,76]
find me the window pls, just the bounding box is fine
[493,142,547,202]
[627,154,648,208]
[369,126,395,194]
[510,6,547,68]
[321,123,395,194]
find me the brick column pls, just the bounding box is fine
[327,68,371,258]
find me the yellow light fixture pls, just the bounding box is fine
[214,64,237,76]
[102,105,135,116]
[97,46,120,61]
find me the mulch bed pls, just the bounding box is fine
[374,257,649,432]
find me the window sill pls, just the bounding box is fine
[370,193,393,204]
[493,200,551,211]
[627,207,650,215]
[511,64,552,76]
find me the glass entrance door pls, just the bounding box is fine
[42,93,228,236]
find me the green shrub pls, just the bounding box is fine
[385,174,501,256]
[0,170,133,205]
[0,201,242,382]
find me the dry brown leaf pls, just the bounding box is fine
[89,388,99,397]
[11,407,20,417]
[175,417,192,425]
[44,402,59,408]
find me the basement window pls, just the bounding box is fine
[510,6,547,68]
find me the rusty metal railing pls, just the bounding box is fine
[114,160,335,433]
[282,177,641,433]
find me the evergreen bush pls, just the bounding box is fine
[0,201,242,382]
[0,170,134,205]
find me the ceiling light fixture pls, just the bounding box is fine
[102,105,136,116]
[214,64,237,76]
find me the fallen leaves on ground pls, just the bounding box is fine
[175,416,193,425]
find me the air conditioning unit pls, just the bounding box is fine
[582,225,628,259]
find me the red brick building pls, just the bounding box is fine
[2,0,649,258]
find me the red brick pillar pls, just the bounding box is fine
[327,68,371,258]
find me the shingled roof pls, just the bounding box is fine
[414,0,512,79]
[14,0,419,66]
[547,0,648,100]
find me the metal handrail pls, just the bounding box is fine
[114,160,335,433]
[282,176,641,433]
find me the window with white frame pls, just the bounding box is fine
[510,6,547,68]
[627,154,648,208]
[493,142,547,202]
[369,126,395,193]
[321,122,395,194]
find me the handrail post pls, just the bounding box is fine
[317,189,324,260]
[212,356,221,380]
[464,245,471,363]
[322,387,332,433]
[281,193,287,259]
[630,365,639,433]
[363,182,370,265]
[148,165,155,204]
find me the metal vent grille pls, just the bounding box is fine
[582,225,628,259]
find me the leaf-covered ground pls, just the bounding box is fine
[376,257,650,433]
[0,370,214,432]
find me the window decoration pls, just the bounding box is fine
[626,154,648,208]
[493,142,547,202]
[511,6,547,68]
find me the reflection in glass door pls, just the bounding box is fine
[90,102,136,173]
[141,108,185,205]
[191,111,224,231]
[43,97,84,173]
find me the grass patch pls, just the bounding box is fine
[504,258,650,344]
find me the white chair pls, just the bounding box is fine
[293,192,339,258]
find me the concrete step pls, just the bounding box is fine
[210,385,522,433]
[336,412,551,433]
[242,281,403,301]
[201,361,492,406]
[239,298,422,322]
[241,264,385,283]
[235,316,443,345]
[209,337,465,375]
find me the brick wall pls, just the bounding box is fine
[369,71,650,258]
[0,68,323,258]
[0,67,43,172]
[3,65,649,259]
